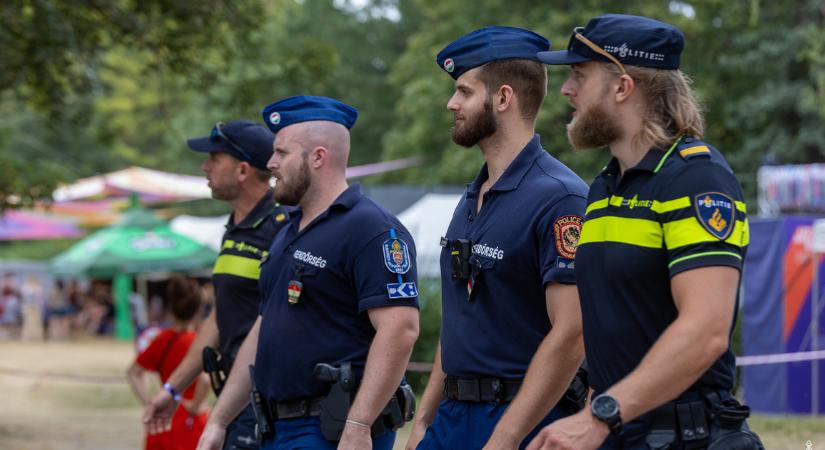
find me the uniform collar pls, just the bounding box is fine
[330,183,362,211]
[228,190,276,230]
[468,134,543,195]
[601,136,684,178]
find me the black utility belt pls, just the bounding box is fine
[267,396,324,421]
[444,376,523,403]
[643,389,763,450]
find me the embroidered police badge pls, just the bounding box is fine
[383,238,411,274]
[694,192,735,240]
[553,215,583,259]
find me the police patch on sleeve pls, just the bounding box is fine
[553,215,583,259]
[387,282,418,299]
[383,238,411,274]
[694,192,735,240]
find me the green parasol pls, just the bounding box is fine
[50,205,218,339]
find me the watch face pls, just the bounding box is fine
[592,395,619,418]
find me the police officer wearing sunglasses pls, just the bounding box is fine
[144,119,292,450]
[527,14,764,450]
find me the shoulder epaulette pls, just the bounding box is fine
[676,137,711,160]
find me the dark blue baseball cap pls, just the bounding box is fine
[537,14,684,70]
[187,120,274,170]
[261,95,358,134]
[436,26,550,80]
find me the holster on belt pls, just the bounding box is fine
[202,346,229,396]
[559,367,589,413]
[313,362,415,442]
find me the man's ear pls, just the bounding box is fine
[237,161,251,181]
[615,74,635,104]
[495,84,515,113]
[310,146,327,169]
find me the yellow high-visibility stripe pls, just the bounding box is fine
[678,146,710,158]
[668,251,742,268]
[735,201,747,213]
[585,198,610,216]
[213,254,261,280]
[579,216,663,248]
[663,217,749,249]
[650,197,691,214]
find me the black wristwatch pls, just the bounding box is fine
[591,393,623,435]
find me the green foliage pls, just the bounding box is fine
[407,277,441,392]
[2,0,825,210]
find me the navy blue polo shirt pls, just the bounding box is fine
[439,134,588,379]
[575,137,749,394]
[212,190,292,360]
[255,184,419,403]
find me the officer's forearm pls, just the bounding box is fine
[166,307,220,392]
[347,307,419,425]
[414,341,446,428]
[606,266,738,423]
[207,316,261,428]
[492,316,583,443]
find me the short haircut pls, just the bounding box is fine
[476,59,548,122]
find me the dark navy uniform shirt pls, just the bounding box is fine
[212,190,291,360]
[255,184,419,403]
[439,135,588,379]
[575,136,749,394]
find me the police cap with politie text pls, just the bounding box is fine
[436,26,550,80]
[261,95,358,134]
[537,14,685,70]
[187,120,275,170]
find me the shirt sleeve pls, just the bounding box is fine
[351,226,420,313]
[536,194,587,285]
[135,331,165,371]
[659,161,749,277]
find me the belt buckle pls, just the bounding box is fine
[299,399,309,417]
[457,378,481,402]
[490,379,504,403]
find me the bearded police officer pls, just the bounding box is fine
[407,27,589,450]
[197,96,420,450]
[528,14,764,450]
[144,120,291,450]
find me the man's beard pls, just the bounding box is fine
[210,182,241,201]
[451,98,498,147]
[567,101,621,151]
[274,159,311,206]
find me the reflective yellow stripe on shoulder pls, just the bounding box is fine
[663,217,749,249]
[579,216,663,248]
[213,254,261,280]
[678,145,710,158]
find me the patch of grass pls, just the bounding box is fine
[749,414,825,450]
[31,382,138,410]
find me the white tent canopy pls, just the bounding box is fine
[397,193,461,279]
[170,214,229,251]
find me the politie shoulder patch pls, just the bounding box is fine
[383,238,411,274]
[694,192,735,240]
[553,215,583,259]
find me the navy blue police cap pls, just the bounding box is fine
[537,14,684,70]
[187,119,274,170]
[261,95,358,134]
[436,26,550,80]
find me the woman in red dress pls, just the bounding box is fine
[127,276,210,450]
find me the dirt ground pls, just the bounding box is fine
[0,339,823,450]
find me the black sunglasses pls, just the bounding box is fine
[210,122,254,162]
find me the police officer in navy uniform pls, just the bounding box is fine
[144,120,292,450]
[407,27,589,450]
[528,14,764,450]
[197,96,420,450]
